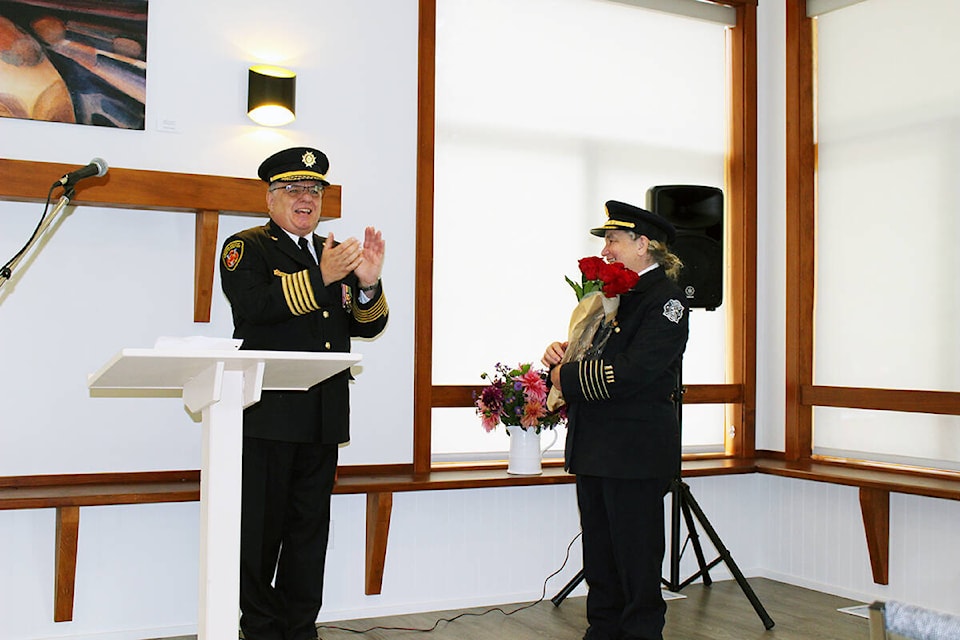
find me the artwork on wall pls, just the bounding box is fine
[0,0,147,129]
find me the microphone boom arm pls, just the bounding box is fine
[0,193,73,290]
[2,158,108,291]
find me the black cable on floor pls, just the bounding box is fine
[316,530,583,635]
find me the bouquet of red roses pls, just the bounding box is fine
[546,257,639,411]
[565,256,640,300]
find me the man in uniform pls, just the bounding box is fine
[220,147,388,640]
[542,200,688,640]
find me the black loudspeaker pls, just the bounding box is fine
[647,185,723,310]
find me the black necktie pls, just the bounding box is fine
[298,237,315,264]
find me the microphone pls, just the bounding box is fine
[57,157,108,186]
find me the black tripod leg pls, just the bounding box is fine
[681,485,776,630]
[664,478,715,592]
[678,486,713,587]
[663,479,682,592]
[551,569,584,607]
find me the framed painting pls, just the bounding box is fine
[0,0,147,129]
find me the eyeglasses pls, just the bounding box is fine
[269,184,324,197]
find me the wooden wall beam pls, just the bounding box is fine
[194,210,220,323]
[364,492,393,595]
[725,0,759,459]
[802,385,960,416]
[859,487,890,585]
[0,158,341,323]
[0,158,269,213]
[784,0,817,460]
[431,383,744,408]
[413,0,438,475]
[54,506,80,622]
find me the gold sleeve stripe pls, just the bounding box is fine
[280,269,320,316]
[580,361,604,401]
[578,359,612,401]
[297,271,320,312]
[280,273,305,315]
[352,293,389,323]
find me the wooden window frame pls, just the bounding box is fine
[413,0,759,473]
[784,0,960,468]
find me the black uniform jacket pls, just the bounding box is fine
[559,266,688,480]
[219,219,389,444]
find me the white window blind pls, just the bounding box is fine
[806,0,868,17]
[430,0,730,461]
[606,0,735,25]
[813,0,960,467]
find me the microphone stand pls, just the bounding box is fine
[0,186,75,291]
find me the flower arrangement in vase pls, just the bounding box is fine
[475,362,566,433]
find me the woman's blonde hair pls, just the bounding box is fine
[646,238,683,281]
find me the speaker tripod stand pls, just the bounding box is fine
[551,365,774,631]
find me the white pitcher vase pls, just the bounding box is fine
[506,425,559,475]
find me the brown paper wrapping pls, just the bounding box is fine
[546,293,620,411]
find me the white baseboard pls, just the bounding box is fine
[33,624,196,640]
[754,568,883,605]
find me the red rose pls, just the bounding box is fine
[601,263,639,296]
[578,256,605,281]
[597,260,620,283]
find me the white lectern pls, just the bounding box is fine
[88,348,361,640]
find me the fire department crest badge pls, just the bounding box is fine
[663,299,684,324]
[222,240,244,271]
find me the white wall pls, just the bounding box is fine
[756,474,960,616]
[0,1,957,639]
[0,0,417,473]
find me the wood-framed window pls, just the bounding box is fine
[785,0,960,473]
[413,0,759,473]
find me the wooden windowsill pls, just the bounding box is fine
[6,455,960,622]
[756,458,960,501]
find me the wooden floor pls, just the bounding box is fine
[164,578,871,640]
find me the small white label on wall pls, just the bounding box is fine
[157,117,180,133]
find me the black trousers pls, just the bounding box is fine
[577,474,672,640]
[240,437,339,640]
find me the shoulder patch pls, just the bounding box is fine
[663,299,684,324]
[222,239,244,271]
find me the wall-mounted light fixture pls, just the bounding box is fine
[247,65,296,126]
